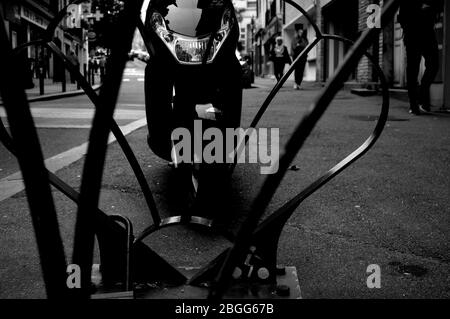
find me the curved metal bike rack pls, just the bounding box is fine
[0,0,402,299]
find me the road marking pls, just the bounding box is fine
[19,103,145,108]
[3,124,93,129]
[0,108,145,120]
[124,68,145,76]
[0,117,147,202]
[34,124,101,129]
[122,78,144,82]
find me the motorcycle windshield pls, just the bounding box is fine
[150,0,225,37]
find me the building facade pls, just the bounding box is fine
[233,0,257,55]
[1,0,87,83]
[1,0,57,81]
[283,0,318,81]
[254,0,448,108]
[254,0,283,77]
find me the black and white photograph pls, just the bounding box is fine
[0,0,448,308]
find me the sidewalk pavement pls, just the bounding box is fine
[253,75,288,88]
[26,78,79,98]
[0,76,101,105]
[253,76,322,90]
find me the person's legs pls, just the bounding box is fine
[294,59,300,87]
[419,29,439,110]
[404,30,422,113]
[274,61,284,81]
[294,57,307,88]
[278,66,284,81]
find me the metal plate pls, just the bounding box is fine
[134,266,301,299]
[90,264,301,299]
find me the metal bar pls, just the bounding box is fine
[46,41,161,225]
[444,1,450,109]
[40,0,161,224]
[43,0,86,42]
[1,115,188,291]
[192,39,389,283]
[71,0,144,297]
[0,118,14,152]
[11,40,45,54]
[109,215,133,291]
[230,39,320,171]
[242,36,391,282]
[209,0,402,300]
[136,19,156,58]
[4,19,160,227]
[134,216,235,244]
[251,39,321,129]
[229,0,324,172]
[0,0,185,295]
[253,34,390,237]
[0,12,68,298]
[0,119,134,240]
[284,0,322,37]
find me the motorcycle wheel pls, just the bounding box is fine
[144,60,174,161]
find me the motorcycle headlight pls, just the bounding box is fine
[150,8,233,65]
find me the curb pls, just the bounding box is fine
[350,88,378,97]
[0,84,101,105]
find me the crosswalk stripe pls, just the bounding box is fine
[0,108,145,119]
[0,118,148,202]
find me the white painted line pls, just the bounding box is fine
[0,173,24,202]
[137,78,145,82]
[2,123,140,129]
[124,68,145,76]
[0,117,147,202]
[117,104,145,107]
[123,79,131,82]
[8,103,146,108]
[13,125,93,129]
[0,108,145,120]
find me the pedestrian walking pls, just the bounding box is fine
[68,51,79,84]
[398,0,443,115]
[99,56,106,83]
[270,36,291,82]
[24,56,35,89]
[94,58,99,75]
[291,24,309,90]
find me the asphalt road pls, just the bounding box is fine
[0,60,147,179]
[0,70,449,299]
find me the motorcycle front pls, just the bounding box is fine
[136,0,243,211]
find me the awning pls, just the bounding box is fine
[283,4,315,31]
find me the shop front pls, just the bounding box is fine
[282,3,317,82]
[261,16,283,77]
[20,4,52,80]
